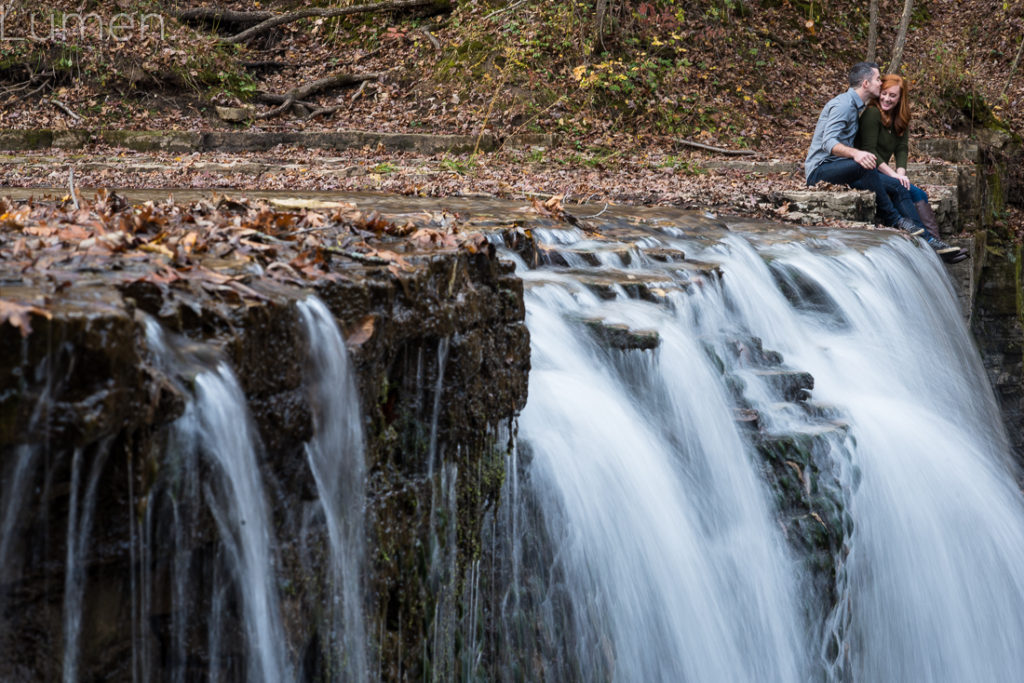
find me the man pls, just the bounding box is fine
[805,62,967,263]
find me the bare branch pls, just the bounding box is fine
[10,79,51,102]
[416,28,441,51]
[1001,33,1024,99]
[174,8,274,28]
[68,168,79,210]
[676,139,757,156]
[50,99,82,121]
[483,0,527,22]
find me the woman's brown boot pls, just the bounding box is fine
[914,199,944,239]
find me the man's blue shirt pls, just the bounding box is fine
[804,88,867,182]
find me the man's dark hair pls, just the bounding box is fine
[848,62,879,88]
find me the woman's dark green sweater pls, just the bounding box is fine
[855,106,909,170]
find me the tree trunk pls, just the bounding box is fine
[1001,33,1024,98]
[888,0,914,74]
[866,0,879,63]
[594,0,608,51]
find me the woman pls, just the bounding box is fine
[856,74,967,262]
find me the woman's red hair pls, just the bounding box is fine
[876,74,911,136]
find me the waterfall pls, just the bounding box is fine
[142,322,292,683]
[514,261,810,681]
[704,235,1024,681]
[61,441,112,683]
[297,297,369,681]
[505,216,1024,682]
[194,364,292,682]
[7,201,1024,682]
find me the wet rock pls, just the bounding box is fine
[581,318,660,351]
[750,369,815,402]
[0,218,529,681]
[569,269,689,301]
[756,428,850,636]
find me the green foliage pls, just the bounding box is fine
[440,156,478,175]
[372,162,400,174]
[178,46,258,99]
[656,155,707,175]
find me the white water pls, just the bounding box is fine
[61,442,112,683]
[517,266,810,681]
[506,220,1024,681]
[193,364,293,683]
[297,297,369,681]
[142,319,293,683]
[701,235,1024,681]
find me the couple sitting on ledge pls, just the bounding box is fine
[805,61,969,264]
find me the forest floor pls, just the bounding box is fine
[0,0,1021,235]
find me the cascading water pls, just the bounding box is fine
[498,213,1024,682]
[297,297,369,681]
[142,322,292,683]
[703,234,1024,681]
[62,442,112,683]
[194,364,293,683]
[511,247,811,681]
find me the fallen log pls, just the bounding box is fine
[174,8,275,29]
[224,0,452,44]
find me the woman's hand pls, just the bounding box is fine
[895,167,910,190]
[881,163,911,189]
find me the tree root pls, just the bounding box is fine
[255,72,383,119]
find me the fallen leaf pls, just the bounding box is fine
[344,314,376,347]
[0,300,52,337]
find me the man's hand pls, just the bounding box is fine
[831,143,877,169]
[852,149,877,170]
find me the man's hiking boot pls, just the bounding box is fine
[939,248,970,264]
[895,217,926,236]
[924,234,970,264]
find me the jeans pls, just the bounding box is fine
[909,183,929,203]
[807,158,919,227]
